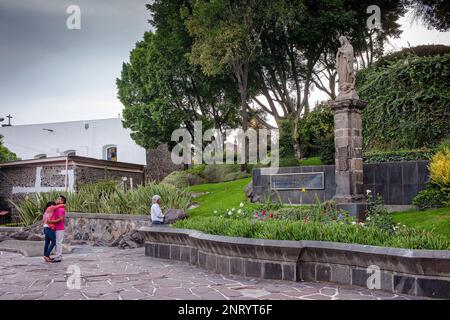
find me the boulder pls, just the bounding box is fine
[163,209,188,224]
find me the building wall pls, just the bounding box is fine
[0,161,144,221]
[0,118,146,165]
[252,161,428,205]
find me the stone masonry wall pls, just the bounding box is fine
[146,144,183,182]
[252,161,428,206]
[74,166,144,189]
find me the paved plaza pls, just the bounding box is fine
[0,246,420,300]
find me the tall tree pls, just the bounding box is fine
[117,1,240,150]
[183,0,267,170]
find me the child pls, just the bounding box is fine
[42,201,65,262]
[151,195,164,225]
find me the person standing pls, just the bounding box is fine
[151,195,164,225]
[47,195,67,262]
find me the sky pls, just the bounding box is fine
[0,1,449,126]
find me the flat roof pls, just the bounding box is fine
[0,155,144,172]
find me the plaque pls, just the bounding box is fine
[270,172,324,190]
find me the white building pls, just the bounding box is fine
[0,118,146,165]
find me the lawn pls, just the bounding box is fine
[187,177,251,218]
[392,207,450,241]
[298,156,322,166]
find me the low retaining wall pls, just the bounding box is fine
[138,226,450,299]
[0,213,152,247]
[65,212,151,246]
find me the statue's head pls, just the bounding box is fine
[339,36,348,46]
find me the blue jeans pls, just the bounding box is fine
[152,221,163,225]
[44,227,56,257]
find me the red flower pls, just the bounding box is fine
[269,213,273,218]
[262,210,266,216]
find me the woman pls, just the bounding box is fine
[151,195,164,225]
[42,201,65,262]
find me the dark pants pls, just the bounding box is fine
[44,227,56,257]
[152,221,163,225]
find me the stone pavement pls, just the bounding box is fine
[0,246,421,300]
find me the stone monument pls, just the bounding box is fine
[331,36,367,219]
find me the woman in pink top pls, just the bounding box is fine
[42,202,65,262]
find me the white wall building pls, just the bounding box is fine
[0,118,146,165]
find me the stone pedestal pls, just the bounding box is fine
[331,98,367,220]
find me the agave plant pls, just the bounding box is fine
[11,180,192,225]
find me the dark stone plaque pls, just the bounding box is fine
[270,172,324,190]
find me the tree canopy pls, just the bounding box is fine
[0,135,17,163]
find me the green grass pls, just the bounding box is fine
[392,207,450,241]
[187,178,251,218]
[299,156,322,166]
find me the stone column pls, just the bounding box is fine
[331,98,367,220]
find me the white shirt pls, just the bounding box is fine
[151,203,164,223]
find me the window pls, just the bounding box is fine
[103,145,117,161]
[62,150,76,156]
[34,154,47,159]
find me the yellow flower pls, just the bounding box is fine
[301,188,307,193]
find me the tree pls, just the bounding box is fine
[183,0,268,170]
[406,0,450,31]
[0,135,17,163]
[117,1,240,150]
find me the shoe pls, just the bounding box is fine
[43,256,53,262]
[52,258,62,263]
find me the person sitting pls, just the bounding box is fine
[151,195,164,225]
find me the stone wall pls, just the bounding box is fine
[139,227,450,299]
[65,213,150,247]
[74,166,144,189]
[252,161,428,206]
[0,213,151,248]
[146,144,183,182]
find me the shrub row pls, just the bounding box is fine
[363,149,433,163]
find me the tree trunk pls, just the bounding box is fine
[235,63,249,172]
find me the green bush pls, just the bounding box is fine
[297,103,334,157]
[174,216,450,250]
[203,164,242,183]
[186,164,206,177]
[317,135,335,165]
[413,186,450,210]
[363,149,433,163]
[161,170,205,188]
[435,138,450,153]
[11,181,192,225]
[358,54,450,150]
[374,45,450,68]
[223,171,251,182]
[364,193,396,233]
[279,157,299,167]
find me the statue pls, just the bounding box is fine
[336,36,359,100]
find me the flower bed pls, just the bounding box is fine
[173,216,449,250]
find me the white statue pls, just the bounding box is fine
[336,36,359,100]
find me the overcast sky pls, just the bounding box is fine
[0,1,449,126]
